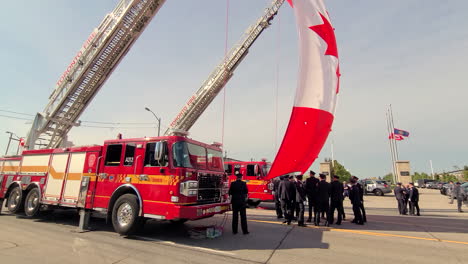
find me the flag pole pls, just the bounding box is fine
[331,132,335,169]
[389,104,399,160]
[430,160,435,180]
[386,108,398,183]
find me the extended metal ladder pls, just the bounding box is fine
[165,0,285,135]
[25,0,166,149]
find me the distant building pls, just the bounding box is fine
[446,170,465,181]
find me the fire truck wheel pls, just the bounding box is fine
[24,188,41,217]
[170,219,188,225]
[112,194,141,236]
[7,186,24,214]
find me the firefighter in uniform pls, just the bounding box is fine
[353,176,367,222]
[277,175,296,225]
[228,173,249,235]
[295,175,307,227]
[328,175,344,225]
[273,176,284,219]
[350,178,364,225]
[315,174,330,226]
[305,170,319,223]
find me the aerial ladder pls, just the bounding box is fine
[165,0,285,135]
[25,0,166,150]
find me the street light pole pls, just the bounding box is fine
[5,131,13,155]
[145,107,161,137]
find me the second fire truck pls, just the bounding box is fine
[224,159,274,207]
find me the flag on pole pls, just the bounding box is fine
[394,128,409,137]
[389,133,404,141]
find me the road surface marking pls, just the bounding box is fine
[134,236,236,256]
[371,219,468,231]
[249,220,468,246]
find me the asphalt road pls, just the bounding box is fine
[0,189,466,264]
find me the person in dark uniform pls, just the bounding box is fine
[305,171,319,223]
[349,179,364,225]
[273,176,284,219]
[277,175,296,225]
[228,173,249,234]
[353,176,367,222]
[295,175,307,227]
[315,174,330,226]
[408,182,420,216]
[329,175,344,225]
[403,184,410,215]
[394,182,406,215]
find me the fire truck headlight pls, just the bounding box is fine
[267,182,274,191]
[171,196,179,202]
[180,181,199,196]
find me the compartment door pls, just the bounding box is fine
[61,153,86,207]
[43,153,70,203]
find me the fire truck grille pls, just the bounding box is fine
[197,174,222,203]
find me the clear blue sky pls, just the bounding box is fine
[1,0,467,177]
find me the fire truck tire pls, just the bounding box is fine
[170,219,188,225]
[7,186,24,214]
[247,199,261,208]
[24,188,41,217]
[112,194,141,236]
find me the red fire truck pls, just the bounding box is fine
[0,136,229,235]
[224,160,274,207]
[0,0,284,236]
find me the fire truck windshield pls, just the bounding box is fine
[263,164,271,177]
[172,141,223,171]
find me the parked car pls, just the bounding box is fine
[436,182,447,190]
[417,179,435,188]
[360,179,392,196]
[426,181,439,189]
[440,183,451,195]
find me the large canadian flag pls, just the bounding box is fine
[267,0,340,179]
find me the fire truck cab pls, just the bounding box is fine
[224,160,274,207]
[0,136,229,235]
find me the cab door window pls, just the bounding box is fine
[246,164,260,177]
[144,142,168,167]
[104,144,122,166]
[224,164,233,174]
[124,144,136,166]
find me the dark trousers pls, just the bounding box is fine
[314,201,329,225]
[359,201,367,222]
[274,195,283,218]
[409,201,420,215]
[457,198,464,212]
[397,199,406,214]
[280,199,293,223]
[403,199,409,214]
[352,203,363,224]
[307,195,316,221]
[295,201,300,219]
[232,204,248,234]
[329,200,344,224]
[296,201,305,224]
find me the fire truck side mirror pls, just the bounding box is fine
[154,141,163,161]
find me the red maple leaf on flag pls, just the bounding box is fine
[309,13,338,58]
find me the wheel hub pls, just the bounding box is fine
[27,192,38,211]
[9,191,20,208]
[117,203,133,227]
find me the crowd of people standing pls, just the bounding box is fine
[393,182,420,216]
[273,171,367,227]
